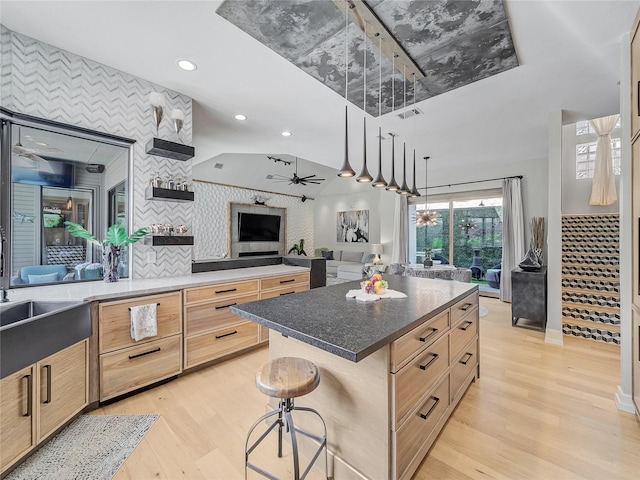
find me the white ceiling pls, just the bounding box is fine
[2,0,638,190]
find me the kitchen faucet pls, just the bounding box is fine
[1,226,8,302]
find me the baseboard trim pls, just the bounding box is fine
[614,385,637,414]
[544,328,564,345]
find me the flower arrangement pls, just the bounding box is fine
[361,273,388,295]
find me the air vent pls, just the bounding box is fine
[214,163,224,169]
[398,108,423,120]
[266,174,274,179]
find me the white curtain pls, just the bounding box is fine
[589,114,619,206]
[391,195,409,264]
[500,177,525,302]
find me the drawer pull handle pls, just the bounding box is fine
[215,302,237,310]
[280,291,295,296]
[460,352,473,365]
[419,353,439,371]
[460,302,473,311]
[128,347,161,360]
[129,302,160,311]
[23,374,32,417]
[215,288,237,294]
[419,396,440,420]
[43,364,52,404]
[215,330,238,339]
[280,279,295,284]
[460,320,474,331]
[419,328,438,342]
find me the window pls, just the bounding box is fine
[575,137,621,179]
[575,118,621,135]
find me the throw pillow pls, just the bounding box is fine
[361,253,375,264]
[321,250,334,260]
[341,250,364,263]
[28,272,59,284]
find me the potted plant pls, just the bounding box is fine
[64,221,148,282]
[423,248,433,267]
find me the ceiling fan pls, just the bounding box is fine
[12,127,62,165]
[269,157,325,186]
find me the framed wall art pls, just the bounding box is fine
[337,210,369,243]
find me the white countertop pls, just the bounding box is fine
[1,264,310,304]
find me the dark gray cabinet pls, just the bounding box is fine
[511,266,547,331]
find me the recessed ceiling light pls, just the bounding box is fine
[35,141,48,146]
[281,131,292,137]
[235,114,247,121]
[177,59,197,71]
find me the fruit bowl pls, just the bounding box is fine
[361,275,388,295]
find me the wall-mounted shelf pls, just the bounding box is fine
[147,235,194,246]
[145,186,194,202]
[145,137,195,161]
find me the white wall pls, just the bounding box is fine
[313,178,386,260]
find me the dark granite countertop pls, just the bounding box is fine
[231,275,477,362]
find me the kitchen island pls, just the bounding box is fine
[231,275,479,480]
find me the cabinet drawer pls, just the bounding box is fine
[184,280,259,304]
[99,292,182,354]
[100,335,182,401]
[450,339,478,403]
[184,322,259,370]
[260,283,309,300]
[450,291,478,327]
[393,334,449,429]
[390,310,449,373]
[260,273,309,291]
[184,293,259,337]
[394,375,449,479]
[450,309,478,361]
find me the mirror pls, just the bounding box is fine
[5,120,131,287]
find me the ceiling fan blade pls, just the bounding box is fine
[12,144,62,155]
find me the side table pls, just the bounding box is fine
[511,266,547,331]
[363,263,387,277]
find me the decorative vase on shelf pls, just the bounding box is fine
[423,255,433,268]
[103,245,121,283]
[534,248,543,265]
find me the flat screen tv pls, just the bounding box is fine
[238,212,281,242]
[12,156,74,188]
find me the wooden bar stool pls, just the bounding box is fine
[245,357,330,480]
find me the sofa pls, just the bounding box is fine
[316,248,374,280]
[11,264,75,285]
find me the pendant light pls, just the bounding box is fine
[356,19,373,183]
[409,149,420,198]
[372,32,387,188]
[385,53,400,192]
[398,142,410,195]
[416,156,438,226]
[338,0,355,178]
[409,74,421,197]
[397,65,410,195]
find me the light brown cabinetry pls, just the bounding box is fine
[1,340,88,475]
[391,290,479,480]
[98,291,182,401]
[631,7,640,416]
[183,280,260,369]
[0,366,35,473]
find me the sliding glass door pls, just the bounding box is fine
[409,190,503,291]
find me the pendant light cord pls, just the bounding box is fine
[363,20,367,113]
[345,0,348,104]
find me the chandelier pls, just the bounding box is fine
[416,156,437,226]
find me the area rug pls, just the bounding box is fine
[479,306,489,318]
[6,414,158,480]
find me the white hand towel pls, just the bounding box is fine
[346,289,407,300]
[130,303,158,342]
[378,289,408,299]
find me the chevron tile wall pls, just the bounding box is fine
[1,25,193,279]
[192,181,315,261]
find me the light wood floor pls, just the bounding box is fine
[93,298,640,479]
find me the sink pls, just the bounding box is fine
[0,300,84,327]
[0,300,91,379]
